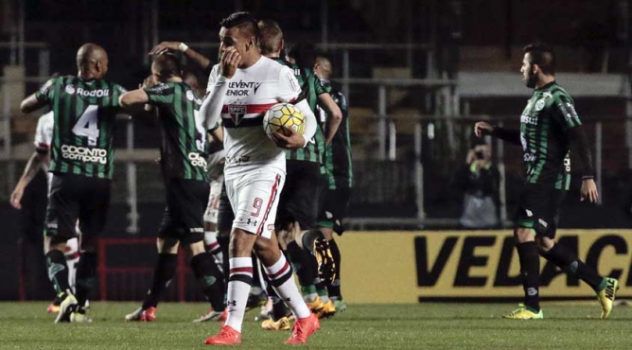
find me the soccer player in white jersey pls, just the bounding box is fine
[10,111,80,313]
[200,12,320,346]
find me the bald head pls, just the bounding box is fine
[258,19,283,56]
[76,43,108,80]
[314,55,332,80]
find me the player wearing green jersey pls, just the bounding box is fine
[475,44,618,320]
[314,53,353,312]
[20,43,126,323]
[258,20,342,324]
[119,53,225,323]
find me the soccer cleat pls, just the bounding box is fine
[261,316,292,331]
[193,308,224,323]
[316,300,336,319]
[332,298,347,312]
[285,313,320,345]
[54,292,78,323]
[70,312,92,323]
[205,325,242,345]
[598,277,619,319]
[502,304,543,320]
[125,306,156,322]
[140,307,157,322]
[47,303,61,314]
[306,296,325,315]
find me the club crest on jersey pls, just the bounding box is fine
[228,105,247,125]
[535,99,546,111]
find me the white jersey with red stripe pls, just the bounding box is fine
[34,111,54,152]
[34,112,54,190]
[206,57,301,179]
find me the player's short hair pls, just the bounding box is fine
[152,53,181,79]
[523,43,556,75]
[258,19,283,55]
[220,11,259,39]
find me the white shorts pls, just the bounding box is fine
[225,170,285,239]
[204,175,224,224]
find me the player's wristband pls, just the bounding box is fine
[178,42,189,52]
[582,175,595,180]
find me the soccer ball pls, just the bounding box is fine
[263,103,305,137]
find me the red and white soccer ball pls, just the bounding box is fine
[263,102,306,137]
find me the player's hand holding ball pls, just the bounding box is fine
[263,103,306,149]
[220,47,241,79]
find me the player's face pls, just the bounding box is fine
[95,55,109,79]
[150,63,163,83]
[315,58,332,80]
[521,53,537,88]
[219,26,253,66]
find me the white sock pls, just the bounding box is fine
[64,238,79,292]
[264,254,311,319]
[224,257,253,333]
[204,231,224,260]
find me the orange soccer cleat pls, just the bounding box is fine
[285,313,320,345]
[205,325,242,345]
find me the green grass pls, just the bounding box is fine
[0,301,631,349]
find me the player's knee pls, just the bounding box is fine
[320,228,334,241]
[45,236,68,253]
[187,241,206,256]
[157,237,179,254]
[514,227,535,243]
[536,236,555,252]
[229,228,256,257]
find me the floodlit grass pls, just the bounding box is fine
[0,301,631,349]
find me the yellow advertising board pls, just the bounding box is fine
[337,230,632,303]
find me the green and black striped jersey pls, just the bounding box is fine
[272,58,329,164]
[520,82,580,190]
[35,76,125,179]
[319,81,353,190]
[144,82,208,181]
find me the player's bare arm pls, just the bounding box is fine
[10,151,49,209]
[317,92,343,145]
[119,89,149,108]
[199,48,241,129]
[149,41,211,71]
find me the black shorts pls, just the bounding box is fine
[158,178,209,245]
[317,187,352,235]
[276,160,321,231]
[216,181,234,236]
[514,184,566,238]
[45,173,111,238]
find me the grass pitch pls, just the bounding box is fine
[0,301,631,349]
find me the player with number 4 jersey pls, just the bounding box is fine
[20,43,126,324]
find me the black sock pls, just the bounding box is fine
[45,249,71,297]
[516,242,540,312]
[543,244,605,293]
[287,241,316,287]
[142,253,178,310]
[191,253,225,311]
[217,235,230,285]
[75,252,97,306]
[328,239,342,299]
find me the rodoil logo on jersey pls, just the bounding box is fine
[61,145,107,164]
[188,152,208,169]
[65,84,110,97]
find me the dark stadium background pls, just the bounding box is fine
[2,0,632,301]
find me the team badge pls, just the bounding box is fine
[186,90,195,101]
[228,105,247,125]
[535,99,545,111]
